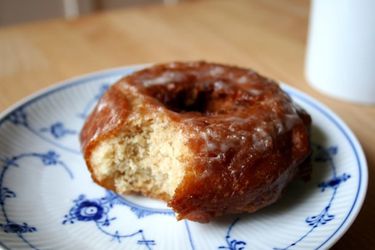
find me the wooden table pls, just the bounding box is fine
[0,0,373,248]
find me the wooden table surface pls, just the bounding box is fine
[0,0,374,248]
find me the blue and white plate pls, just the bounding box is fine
[0,66,368,250]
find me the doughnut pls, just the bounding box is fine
[80,61,312,223]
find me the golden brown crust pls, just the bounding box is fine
[80,85,131,190]
[80,61,312,223]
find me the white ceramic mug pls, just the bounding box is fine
[305,0,375,104]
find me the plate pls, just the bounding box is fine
[0,65,368,250]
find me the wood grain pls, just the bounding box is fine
[0,0,374,248]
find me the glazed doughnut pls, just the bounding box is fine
[80,61,312,223]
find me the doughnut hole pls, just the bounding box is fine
[143,81,254,115]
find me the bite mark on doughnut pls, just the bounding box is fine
[90,97,193,201]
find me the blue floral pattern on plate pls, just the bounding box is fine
[62,191,196,249]
[0,67,367,249]
[0,151,73,250]
[40,122,76,139]
[218,218,246,250]
[5,107,80,154]
[63,192,156,249]
[273,144,350,249]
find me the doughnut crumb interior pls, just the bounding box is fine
[90,104,191,201]
[81,61,312,223]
